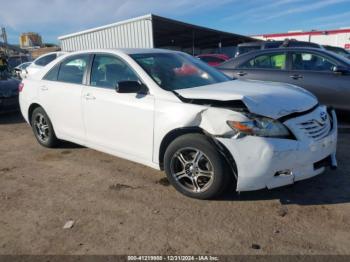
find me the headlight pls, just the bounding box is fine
[227,115,291,138]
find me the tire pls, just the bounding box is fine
[164,133,232,199]
[30,107,59,148]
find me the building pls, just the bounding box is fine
[58,14,256,57]
[20,32,43,49]
[254,28,350,49]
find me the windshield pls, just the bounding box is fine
[324,46,350,57]
[130,52,230,91]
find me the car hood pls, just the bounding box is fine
[0,77,20,97]
[175,79,318,119]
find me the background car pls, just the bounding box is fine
[0,70,20,113]
[218,47,350,111]
[7,55,30,69]
[13,62,32,78]
[196,54,230,67]
[235,40,322,57]
[15,62,32,70]
[23,52,66,77]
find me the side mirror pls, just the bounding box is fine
[332,65,350,74]
[116,81,147,94]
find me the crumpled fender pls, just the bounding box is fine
[198,107,249,137]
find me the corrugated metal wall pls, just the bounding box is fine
[59,16,154,51]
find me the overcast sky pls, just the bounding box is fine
[1,0,350,44]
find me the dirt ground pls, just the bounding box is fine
[0,112,349,255]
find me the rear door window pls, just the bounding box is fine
[291,52,337,71]
[240,53,287,70]
[57,55,89,84]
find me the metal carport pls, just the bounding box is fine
[59,14,257,56]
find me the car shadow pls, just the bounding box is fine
[0,111,25,124]
[56,140,84,149]
[219,166,350,206]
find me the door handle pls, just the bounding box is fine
[289,74,303,80]
[84,93,96,100]
[40,85,48,91]
[237,71,247,76]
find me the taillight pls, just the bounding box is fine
[18,82,24,92]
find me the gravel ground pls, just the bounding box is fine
[0,112,349,255]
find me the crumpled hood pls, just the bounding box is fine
[175,79,318,119]
[0,77,20,97]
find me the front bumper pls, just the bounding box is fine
[0,96,19,113]
[216,109,338,192]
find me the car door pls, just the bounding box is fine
[223,52,290,82]
[39,54,90,141]
[285,51,350,110]
[82,53,155,163]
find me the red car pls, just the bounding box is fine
[196,54,230,67]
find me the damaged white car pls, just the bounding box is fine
[19,49,338,199]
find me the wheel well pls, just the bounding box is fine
[28,103,41,125]
[158,127,237,179]
[158,127,204,170]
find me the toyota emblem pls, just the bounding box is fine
[320,111,328,122]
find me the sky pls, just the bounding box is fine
[1,0,350,45]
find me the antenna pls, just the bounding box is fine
[0,27,8,45]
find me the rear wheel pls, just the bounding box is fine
[31,107,59,148]
[164,134,232,199]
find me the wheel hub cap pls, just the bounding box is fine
[170,148,214,193]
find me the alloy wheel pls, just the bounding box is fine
[170,147,215,193]
[34,113,50,143]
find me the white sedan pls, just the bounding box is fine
[22,51,66,78]
[19,49,338,199]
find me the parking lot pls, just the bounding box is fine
[0,112,350,255]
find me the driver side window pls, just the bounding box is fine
[90,54,139,89]
[291,52,337,72]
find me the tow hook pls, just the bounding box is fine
[331,154,337,170]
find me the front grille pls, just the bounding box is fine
[297,114,331,141]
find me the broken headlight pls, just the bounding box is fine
[227,115,291,138]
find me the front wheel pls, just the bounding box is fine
[31,107,59,148]
[164,134,232,199]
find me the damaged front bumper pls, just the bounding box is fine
[216,108,338,192]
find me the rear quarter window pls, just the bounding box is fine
[35,54,57,66]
